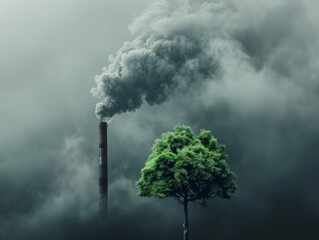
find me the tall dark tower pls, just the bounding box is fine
[99,122,108,216]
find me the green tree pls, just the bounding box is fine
[136,125,237,240]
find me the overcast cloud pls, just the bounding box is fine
[1,0,319,239]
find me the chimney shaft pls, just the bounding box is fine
[99,122,108,216]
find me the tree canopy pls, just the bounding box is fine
[136,125,237,206]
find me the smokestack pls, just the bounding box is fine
[99,122,108,216]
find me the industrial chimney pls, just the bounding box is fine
[99,122,108,216]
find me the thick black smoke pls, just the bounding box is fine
[91,0,231,120]
[92,0,319,121]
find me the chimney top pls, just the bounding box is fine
[99,121,107,127]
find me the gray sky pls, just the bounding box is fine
[1,0,319,239]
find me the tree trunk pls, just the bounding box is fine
[183,199,189,240]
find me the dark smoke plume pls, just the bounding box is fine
[91,0,230,120]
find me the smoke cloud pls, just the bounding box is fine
[91,0,237,120]
[92,0,319,120]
